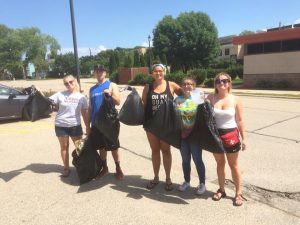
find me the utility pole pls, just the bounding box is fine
[69,0,81,91]
[148,35,152,68]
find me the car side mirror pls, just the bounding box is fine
[8,93,16,99]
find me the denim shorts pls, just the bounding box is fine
[55,125,83,137]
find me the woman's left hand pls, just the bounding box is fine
[241,140,247,151]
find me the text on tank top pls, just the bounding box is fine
[148,81,173,115]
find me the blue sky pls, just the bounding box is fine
[1,0,300,57]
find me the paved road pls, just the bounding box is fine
[0,79,300,224]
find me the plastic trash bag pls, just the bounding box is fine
[94,94,120,147]
[72,136,103,184]
[188,101,225,153]
[119,87,144,125]
[23,85,53,121]
[144,99,181,149]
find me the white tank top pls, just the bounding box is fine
[214,107,237,129]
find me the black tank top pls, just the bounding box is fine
[145,81,173,121]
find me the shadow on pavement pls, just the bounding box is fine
[77,174,214,205]
[0,163,63,182]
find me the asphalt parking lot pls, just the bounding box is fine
[0,79,300,225]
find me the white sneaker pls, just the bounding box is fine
[178,181,190,192]
[196,183,206,195]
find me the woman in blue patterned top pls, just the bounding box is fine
[175,77,206,195]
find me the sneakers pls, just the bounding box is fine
[115,167,124,180]
[178,181,190,192]
[196,183,206,195]
[95,166,109,179]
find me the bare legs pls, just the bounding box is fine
[213,152,241,196]
[58,135,81,175]
[146,132,172,184]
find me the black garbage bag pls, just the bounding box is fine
[23,85,53,121]
[72,136,103,184]
[188,101,225,153]
[144,99,181,149]
[94,94,120,147]
[119,87,144,126]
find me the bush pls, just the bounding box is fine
[255,80,291,89]
[206,68,224,79]
[109,72,118,83]
[165,72,185,85]
[204,78,214,88]
[129,73,154,85]
[256,80,273,89]
[226,65,243,80]
[187,69,207,85]
[273,80,290,89]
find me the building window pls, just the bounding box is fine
[247,43,263,55]
[282,39,300,51]
[225,48,230,55]
[264,41,281,53]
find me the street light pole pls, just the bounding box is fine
[69,0,81,91]
[148,35,152,68]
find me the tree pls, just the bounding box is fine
[124,55,133,68]
[0,25,24,78]
[80,55,95,75]
[133,50,141,67]
[140,54,147,67]
[108,53,117,73]
[52,53,76,76]
[239,30,255,36]
[153,12,220,72]
[16,27,60,78]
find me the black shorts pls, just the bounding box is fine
[218,128,241,154]
[55,125,83,137]
[89,126,120,151]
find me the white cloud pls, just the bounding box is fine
[58,45,107,57]
[294,18,300,24]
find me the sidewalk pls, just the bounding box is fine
[1,78,300,98]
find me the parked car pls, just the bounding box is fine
[0,84,52,121]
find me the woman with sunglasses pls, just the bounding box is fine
[175,77,206,195]
[142,63,182,191]
[206,72,247,206]
[49,75,89,177]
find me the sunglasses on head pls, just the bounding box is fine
[215,79,230,84]
[64,80,74,86]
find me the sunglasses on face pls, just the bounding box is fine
[64,80,74,86]
[215,79,230,85]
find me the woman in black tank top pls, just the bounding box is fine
[142,63,182,191]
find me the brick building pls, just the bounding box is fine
[233,25,300,89]
[118,67,149,84]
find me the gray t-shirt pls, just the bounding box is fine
[50,91,88,127]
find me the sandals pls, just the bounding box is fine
[234,194,246,206]
[146,179,159,189]
[212,189,226,201]
[165,182,173,191]
[61,168,70,177]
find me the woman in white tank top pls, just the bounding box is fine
[206,72,247,206]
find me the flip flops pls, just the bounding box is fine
[146,179,159,189]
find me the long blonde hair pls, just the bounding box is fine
[214,72,232,94]
[63,75,79,92]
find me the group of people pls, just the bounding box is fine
[49,63,247,207]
